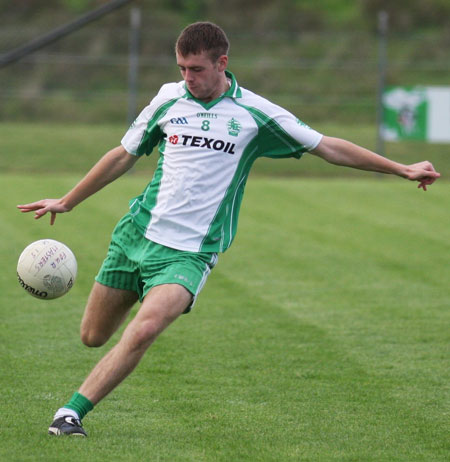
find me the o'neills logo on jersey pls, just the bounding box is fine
[168,134,235,155]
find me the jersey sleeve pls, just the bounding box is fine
[240,91,323,159]
[266,110,323,158]
[121,83,180,157]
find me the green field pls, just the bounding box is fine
[1,165,448,460]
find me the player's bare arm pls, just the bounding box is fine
[311,136,440,190]
[17,145,138,224]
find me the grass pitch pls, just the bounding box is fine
[0,171,448,461]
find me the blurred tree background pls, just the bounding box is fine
[0,0,449,125]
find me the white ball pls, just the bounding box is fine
[17,239,77,300]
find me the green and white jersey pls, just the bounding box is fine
[121,71,322,253]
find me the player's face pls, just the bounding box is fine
[176,51,228,103]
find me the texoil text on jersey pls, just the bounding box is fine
[169,134,236,154]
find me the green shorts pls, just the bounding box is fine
[95,214,218,313]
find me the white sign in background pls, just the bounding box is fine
[427,87,450,143]
[382,86,450,143]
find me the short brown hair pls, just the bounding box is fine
[175,22,230,62]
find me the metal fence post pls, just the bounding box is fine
[127,6,141,126]
[376,10,388,157]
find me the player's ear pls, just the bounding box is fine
[216,55,228,72]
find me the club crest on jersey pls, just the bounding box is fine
[227,118,241,137]
[168,134,235,154]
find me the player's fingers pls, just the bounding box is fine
[417,174,438,190]
[427,171,440,179]
[50,212,57,226]
[424,162,440,175]
[416,161,439,175]
[33,208,49,219]
[17,204,37,212]
[17,201,47,212]
[418,177,435,190]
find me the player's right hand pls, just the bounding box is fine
[404,161,440,191]
[17,199,71,225]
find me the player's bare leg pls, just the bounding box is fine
[49,283,191,436]
[78,283,192,405]
[80,282,139,348]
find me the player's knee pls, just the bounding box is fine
[128,319,162,352]
[80,327,108,348]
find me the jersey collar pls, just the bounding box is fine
[183,70,242,110]
[224,70,242,99]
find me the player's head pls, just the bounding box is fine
[175,21,230,62]
[175,22,230,102]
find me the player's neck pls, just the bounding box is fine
[203,75,230,103]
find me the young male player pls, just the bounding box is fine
[17,22,440,437]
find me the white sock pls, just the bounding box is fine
[53,407,80,421]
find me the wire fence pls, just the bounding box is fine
[1,20,449,126]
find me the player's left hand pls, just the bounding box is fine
[405,161,440,191]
